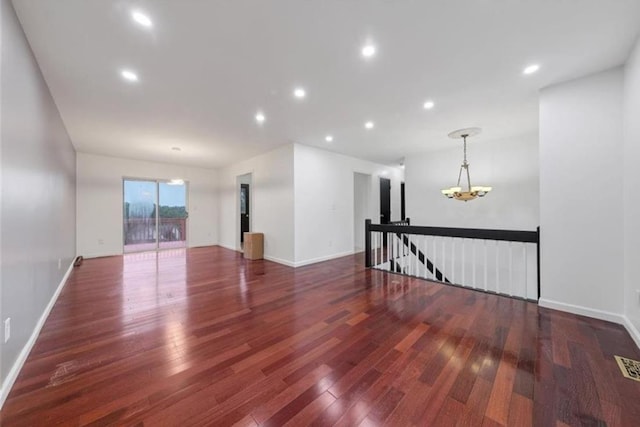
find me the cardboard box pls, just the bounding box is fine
[243,232,264,260]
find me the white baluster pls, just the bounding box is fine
[414,236,418,277]
[386,232,390,270]
[509,242,513,296]
[484,240,488,291]
[376,231,382,266]
[372,232,376,268]
[495,241,500,294]
[451,238,455,284]
[462,239,466,286]
[442,237,446,282]
[422,236,427,278]
[523,244,528,300]
[375,231,382,265]
[472,240,476,289]
[424,236,429,279]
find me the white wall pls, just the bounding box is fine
[624,39,640,336]
[293,144,403,266]
[353,172,372,251]
[218,144,295,265]
[1,0,76,404]
[76,152,217,258]
[539,67,625,320]
[405,133,539,230]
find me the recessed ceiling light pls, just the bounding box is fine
[171,147,181,152]
[325,135,333,142]
[255,112,266,123]
[131,10,152,27]
[361,44,376,58]
[423,100,435,110]
[365,121,374,130]
[293,88,306,99]
[121,70,139,82]
[523,64,540,75]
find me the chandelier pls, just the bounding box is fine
[441,127,492,202]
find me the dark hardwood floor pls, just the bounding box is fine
[1,246,639,426]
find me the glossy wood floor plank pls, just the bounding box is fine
[1,246,640,426]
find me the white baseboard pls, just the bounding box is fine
[538,298,640,350]
[263,256,296,267]
[216,244,352,268]
[538,298,626,325]
[83,251,121,259]
[217,243,239,252]
[216,244,296,267]
[188,243,219,249]
[0,260,75,409]
[293,250,355,268]
[623,316,640,350]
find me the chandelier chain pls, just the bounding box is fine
[463,135,468,165]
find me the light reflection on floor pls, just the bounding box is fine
[122,249,189,373]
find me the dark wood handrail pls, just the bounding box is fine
[368,223,538,243]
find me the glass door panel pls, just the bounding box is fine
[158,181,188,249]
[123,180,158,253]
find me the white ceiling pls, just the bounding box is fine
[12,0,640,168]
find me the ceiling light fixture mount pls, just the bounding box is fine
[131,10,152,28]
[293,88,306,99]
[441,127,492,202]
[121,69,139,82]
[523,64,540,75]
[423,100,435,110]
[255,112,266,124]
[325,135,334,142]
[361,44,376,58]
[365,121,374,130]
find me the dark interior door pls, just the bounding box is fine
[240,183,250,243]
[401,182,406,220]
[380,177,391,224]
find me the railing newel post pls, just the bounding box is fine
[365,219,372,268]
[537,226,541,301]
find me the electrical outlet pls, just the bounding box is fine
[98,238,104,245]
[58,258,62,269]
[4,318,10,343]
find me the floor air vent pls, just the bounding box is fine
[614,355,640,382]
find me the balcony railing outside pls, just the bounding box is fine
[124,217,187,249]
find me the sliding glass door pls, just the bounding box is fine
[123,179,188,253]
[158,181,188,250]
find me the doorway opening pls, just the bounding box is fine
[354,172,372,252]
[379,176,391,247]
[401,182,406,220]
[123,178,188,253]
[237,173,252,251]
[379,177,391,224]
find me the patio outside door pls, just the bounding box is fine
[123,179,188,253]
